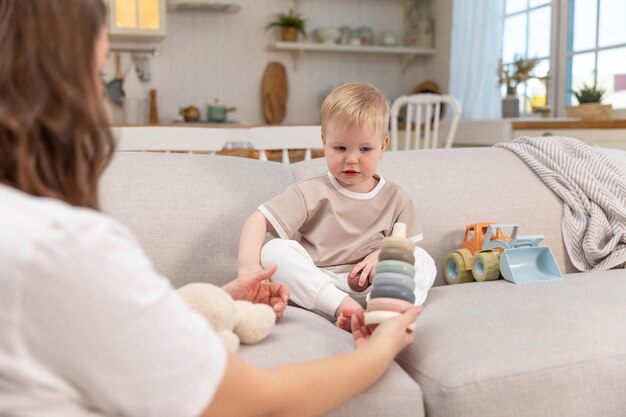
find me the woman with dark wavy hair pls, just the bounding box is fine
[0,1,420,416]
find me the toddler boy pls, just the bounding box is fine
[237,82,436,329]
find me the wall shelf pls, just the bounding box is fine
[271,41,436,73]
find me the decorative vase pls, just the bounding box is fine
[502,85,519,118]
[502,95,520,118]
[405,17,434,48]
[281,27,298,42]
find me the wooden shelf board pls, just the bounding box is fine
[272,41,436,55]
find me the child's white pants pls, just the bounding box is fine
[260,239,437,319]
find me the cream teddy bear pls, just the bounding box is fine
[177,283,276,352]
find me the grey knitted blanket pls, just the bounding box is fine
[496,136,626,271]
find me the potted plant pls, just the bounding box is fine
[266,9,307,42]
[404,0,434,48]
[498,56,539,117]
[567,83,613,120]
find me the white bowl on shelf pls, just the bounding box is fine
[312,27,340,44]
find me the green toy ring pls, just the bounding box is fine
[375,260,416,277]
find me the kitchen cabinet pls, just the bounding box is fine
[106,0,166,41]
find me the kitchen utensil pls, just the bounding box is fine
[179,105,200,122]
[149,89,159,124]
[357,26,374,45]
[261,62,288,125]
[124,98,143,125]
[106,53,124,105]
[381,31,398,46]
[122,59,145,124]
[207,100,236,123]
[312,27,339,44]
[338,26,352,45]
[132,52,151,82]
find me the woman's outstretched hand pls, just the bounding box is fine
[351,307,422,353]
[222,265,290,318]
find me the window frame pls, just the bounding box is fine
[560,0,626,113]
[503,0,626,117]
[502,0,557,116]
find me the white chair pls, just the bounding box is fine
[390,94,462,150]
[112,126,228,154]
[248,126,323,165]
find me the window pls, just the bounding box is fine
[114,0,160,30]
[502,0,552,114]
[567,0,626,109]
[501,0,626,116]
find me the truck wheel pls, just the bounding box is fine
[472,252,500,282]
[445,252,473,285]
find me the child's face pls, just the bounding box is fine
[322,121,389,193]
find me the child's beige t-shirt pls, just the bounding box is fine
[258,172,422,267]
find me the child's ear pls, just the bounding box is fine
[381,135,390,153]
[321,131,326,146]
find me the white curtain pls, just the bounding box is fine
[448,0,504,120]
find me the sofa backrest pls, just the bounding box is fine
[101,152,294,288]
[291,148,576,287]
[100,148,576,290]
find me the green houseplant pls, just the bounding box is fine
[568,82,612,120]
[266,9,307,42]
[572,83,605,104]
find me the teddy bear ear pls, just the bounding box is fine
[218,330,240,352]
[234,302,276,345]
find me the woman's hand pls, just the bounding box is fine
[351,307,422,354]
[222,265,290,318]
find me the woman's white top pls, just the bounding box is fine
[0,185,226,417]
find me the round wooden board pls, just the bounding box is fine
[261,62,288,124]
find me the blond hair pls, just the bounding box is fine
[321,82,390,137]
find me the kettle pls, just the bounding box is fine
[179,105,200,122]
[207,99,236,123]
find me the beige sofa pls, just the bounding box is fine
[100,147,626,417]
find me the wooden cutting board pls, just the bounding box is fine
[261,62,288,125]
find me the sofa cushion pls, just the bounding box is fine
[239,306,425,417]
[396,270,626,417]
[100,152,294,288]
[291,147,575,287]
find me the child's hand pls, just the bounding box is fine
[348,250,380,291]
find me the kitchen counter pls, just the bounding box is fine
[451,118,626,150]
[510,119,626,129]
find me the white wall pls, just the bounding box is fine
[107,0,454,125]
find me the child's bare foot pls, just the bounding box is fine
[335,297,364,332]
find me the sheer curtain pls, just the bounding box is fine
[448,0,504,120]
